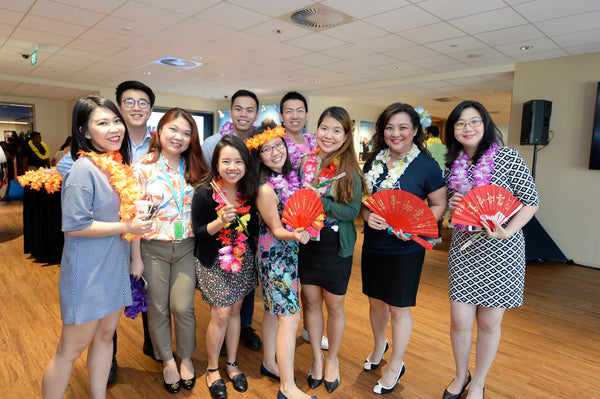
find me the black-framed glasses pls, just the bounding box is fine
[454,119,482,130]
[122,98,150,109]
[260,141,285,155]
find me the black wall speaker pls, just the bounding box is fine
[520,99,552,145]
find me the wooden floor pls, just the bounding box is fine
[1,200,599,398]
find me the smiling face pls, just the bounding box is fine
[259,137,287,174]
[279,99,308,136]
[384,112,417,159]
[159,116,192,160]
[85,106,125,152]
[217,145,246,187]
[118,89,152,131]
[454,107,484,156]
[230,96,258,138]
[316,116,347,157]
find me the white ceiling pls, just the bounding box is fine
[1,0,600,124]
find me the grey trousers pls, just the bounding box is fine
[141,238,196,360]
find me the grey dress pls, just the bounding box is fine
[59,157,132,324]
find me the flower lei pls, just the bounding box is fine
[219,121,235,136]
[79,150,143,229]
[448,142,499,232]
[285,132,317,170]
[246,125,286,151]
[17,169,62,194]
[302,148,338,196]
[28,140,50,160]
[213,181,251,273]
[124,275,149,319]
[448,142,499,194]
[364,145,420,194]
[266,171,300,208]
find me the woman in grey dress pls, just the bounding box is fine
[42,96,152,399]
[443,101,539,399]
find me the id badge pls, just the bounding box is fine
[174,216,184,239]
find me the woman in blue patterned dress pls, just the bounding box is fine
[248,124,313,399]
[443,101,539,399]
[42,96,152,399]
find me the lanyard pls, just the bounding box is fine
[158,155,185,215]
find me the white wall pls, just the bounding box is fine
[508,52,600,268]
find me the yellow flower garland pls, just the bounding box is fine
[28,140,50,160]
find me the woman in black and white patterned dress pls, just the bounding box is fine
[442,101,539,399]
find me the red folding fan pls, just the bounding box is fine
[363,189,438,250]
[281,188,325,236]
[451,185,523,231]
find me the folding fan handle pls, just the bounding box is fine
[411,235,434,250]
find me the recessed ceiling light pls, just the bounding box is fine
[192,55,203,60]
[273,29,283,34]
[520,45,533,50]
[143,71,151,75]
[467,54,484,59]
[449,44,459,48]
[392,66,401,70]
[153,57,203,69]
[122,26,134,31]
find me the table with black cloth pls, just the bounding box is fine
[23,186,63,264]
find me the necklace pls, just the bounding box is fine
[79,150,142,226]
[212,178,251,273]
[448,142,498,194]
[301,148,338,196]
[28,140,50,160]
[284,132,317,170]
[265,171,300,207]
[364,145,420,194]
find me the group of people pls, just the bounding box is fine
[42,80,539,399]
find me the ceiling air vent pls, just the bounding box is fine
[153,57,202,70]
[282,4,355,30]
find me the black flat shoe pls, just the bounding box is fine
[260,364,280,382]
[443,370,471,399]
[206,367,227,399]
[180,375,196,390]
[164,379,180,394]
[226,361,248,392]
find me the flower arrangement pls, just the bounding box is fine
[246,125,286,151]
[17,169,62,194]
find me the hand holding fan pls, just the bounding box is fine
[363,189,439,250]
[281,188,325,237]
[451,185,523,231]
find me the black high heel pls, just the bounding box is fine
[442,370,471,399]
[373,362,405,395]
[323,357,340,393]
[363,340,390,370]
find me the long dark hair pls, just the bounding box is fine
[199,135,256,200]
[444,100,504,168]
[315,106,366,204]
[248,122,293,183]
[145,107,208,185]
[71,95,131,164]
[365,102,429,166]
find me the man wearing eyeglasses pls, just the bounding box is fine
[56,80,157,384]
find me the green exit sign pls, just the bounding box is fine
[30,50,37,66]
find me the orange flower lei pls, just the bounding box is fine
[78,150,142,224]
[17,169,62,194]
[246,125,286,151]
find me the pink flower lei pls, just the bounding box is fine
[284,133,317,170]
[266,171,300,208]
[301,149,338,196]
[448,141,499,194]
[220,121,257,137]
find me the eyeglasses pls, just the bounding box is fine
[260,141,285,155]
[122,98,150,109]
[454,119,482,130]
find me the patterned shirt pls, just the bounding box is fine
[133,153,195,240]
